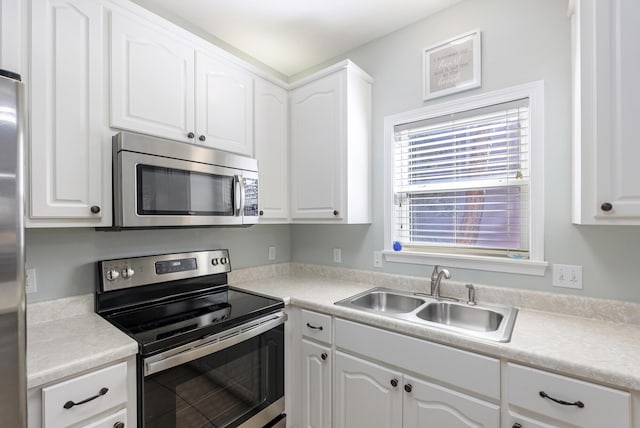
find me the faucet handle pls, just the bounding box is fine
[466,283,476,306]
[431,265,440,280]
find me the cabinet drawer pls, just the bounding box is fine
[83,408,127,428]
[335,318,500,400]
[506,363,631,428]
[301,310,332,344]
[42,362,127,428]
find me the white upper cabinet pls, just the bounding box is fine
[195,51,254,155]
[110,12,255,155]
[572,0,640,224]
[29,0,109,226]
[290,60,372,224]
[254,77,289,222]
[0,0,22,73]
[110,11,196,143]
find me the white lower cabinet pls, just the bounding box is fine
[290,309,636,428]
[334,350,499,428]
[300,310,333,428]
[333,318,500,428]
[334,351,401,428]
[403,375,499,428]
[505,363,631,428]
[28,358,136,428]
[302,339,332,428]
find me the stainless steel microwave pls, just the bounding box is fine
[112,132,258,228]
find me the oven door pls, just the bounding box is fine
[116,150,258,228]
[141,313,285,428]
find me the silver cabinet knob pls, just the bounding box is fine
[105,270,120,281]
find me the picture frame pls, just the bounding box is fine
[422,30,481,101]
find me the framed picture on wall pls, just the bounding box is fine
[423,30,481,101]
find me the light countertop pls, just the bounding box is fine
[26,268,640,393]
[233,273,640,392]
[27,295,138,389]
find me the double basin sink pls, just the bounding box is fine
[335,287,518,342]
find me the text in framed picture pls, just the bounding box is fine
[423,30,481,101]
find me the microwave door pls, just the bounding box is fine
[117,151,244,227]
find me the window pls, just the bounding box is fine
[384,82,547,275]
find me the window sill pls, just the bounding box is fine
[382,250,548,276]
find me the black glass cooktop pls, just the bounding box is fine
[104,286,283,356]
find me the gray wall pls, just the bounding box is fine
[25,0,640,304]
[25,225,290,302]
[291,0,640,303]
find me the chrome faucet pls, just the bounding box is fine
[430,265,451,299]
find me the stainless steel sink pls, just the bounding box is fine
[416,302,503,332]
[349,291,425,313]
[335,287,518,342]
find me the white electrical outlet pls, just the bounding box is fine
[333,248,342,263]
[552,264,583,289]
[268,246,276,261]
[373,251,383,268]
[25,268,37,294]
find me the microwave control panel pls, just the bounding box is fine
[244,177,259,217]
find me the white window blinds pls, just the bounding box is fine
[392,98,530,257]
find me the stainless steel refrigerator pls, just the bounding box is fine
[0,69,26,427]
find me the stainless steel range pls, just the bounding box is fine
[96,250,286,428]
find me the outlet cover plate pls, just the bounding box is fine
[552,264,583,289]
[373,251,383,268]
[333,248,342,264]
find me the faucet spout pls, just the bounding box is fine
[432,268,451,299]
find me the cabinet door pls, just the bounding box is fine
[30,0,106,223]
[195,51,253,155]
[302,340,331,428]
[403,375,499,428]
[255,77,289,222]
[334,351,402,428]
[593,0,640,220]
[0,0,21,73]
[573,0,640,223]
[110,11,195,142]
[290,71,344,221]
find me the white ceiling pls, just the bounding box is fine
[132,0,463,77]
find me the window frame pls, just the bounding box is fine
[383,81,547,276]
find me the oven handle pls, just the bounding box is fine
[144,311,286,376]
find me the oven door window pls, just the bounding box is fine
[137,165,235,216]
[143,325,284,428]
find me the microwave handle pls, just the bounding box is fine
[234,175,245,216]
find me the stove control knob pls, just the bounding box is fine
[220,257,228,265]
[105,270,120,281]
[121,267,135,279]
[212,258,219,266]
